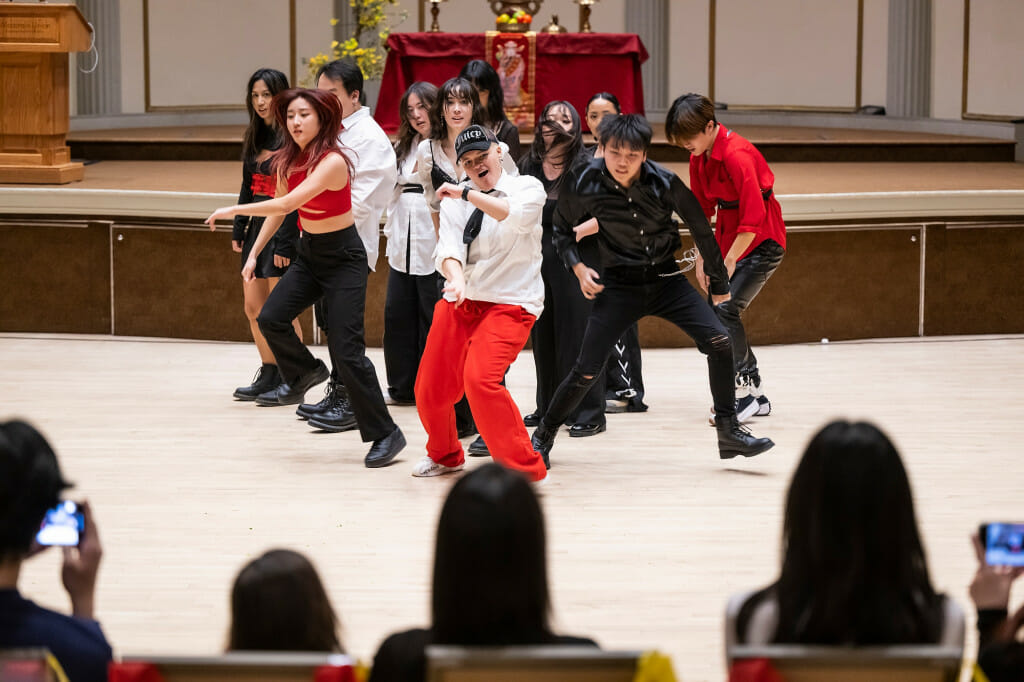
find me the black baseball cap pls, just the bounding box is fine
[455,124,499,161]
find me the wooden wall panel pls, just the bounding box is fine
[639,229,922,348]
[924,224,1024,335]
[0,221,110,334]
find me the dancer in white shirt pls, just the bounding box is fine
[411,125,548,483]
[382,81,439,405]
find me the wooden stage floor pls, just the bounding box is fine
[4,333,1021,681]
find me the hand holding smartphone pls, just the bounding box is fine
[979,522,1024,568]
[36,500,85,547]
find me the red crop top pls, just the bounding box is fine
[286,151,352,225]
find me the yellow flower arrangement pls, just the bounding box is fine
[304,0,406,84]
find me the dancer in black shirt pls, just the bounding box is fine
[531,114,774,461]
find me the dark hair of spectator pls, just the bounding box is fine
[520,100,585,189]
[242,68,290,164]
[431,463,550,644]
[269,88,352,179]
[665,93,717,144]
[430,77,482,142]
[586,91,621,114]
[394,81,439,163]
[597,113,652,153]
[739,420,946,645]
[458,60,509,129]
[228,549,344,653]
[316,58,366,106]
[0,420,71,562]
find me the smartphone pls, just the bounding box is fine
[980,522,1024,567]
[36,500,85,547]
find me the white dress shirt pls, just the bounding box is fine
[339,106,397,271]
[435,170,545,318]
[415,138,518,214]
[384,144,437,276]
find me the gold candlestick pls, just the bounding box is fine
[429,0,448,32]
[574,0,598,33]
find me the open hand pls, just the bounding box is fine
[206,206,236,230]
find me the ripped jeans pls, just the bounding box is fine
[540,260,736,428]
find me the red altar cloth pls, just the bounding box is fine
[374,32,648,135]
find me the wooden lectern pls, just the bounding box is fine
[0,2,91,184]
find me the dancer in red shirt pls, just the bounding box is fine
[666,93,786,424]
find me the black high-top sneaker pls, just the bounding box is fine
[233,364,281,401]
[716,415,774,459]
[749,374,771,416]
[296,381,341,420]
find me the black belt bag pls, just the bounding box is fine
[717,188,772,210]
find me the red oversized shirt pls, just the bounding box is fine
[688,126,786,260]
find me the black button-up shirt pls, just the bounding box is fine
[553,157,730,296]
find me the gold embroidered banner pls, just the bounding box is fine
[486,30,536,133]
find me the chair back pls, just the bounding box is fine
[111,652,356,682]
[729,644,963,682]
[425,645,641,682]
[0,648,58,682]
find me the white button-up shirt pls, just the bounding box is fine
[436,170,545,318]
[415,138,518,214]
[339,106,397,271]
[384,144,436,276]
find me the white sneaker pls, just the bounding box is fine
[533,472,550,489]
[411,456,464,477]
[755,395,771,416]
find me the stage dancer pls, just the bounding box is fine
[518,101,605,437]
[230,68,302,401]
[206,88,405,468]
[459,59,521,161]
[298,58,398,433]
[411,124,548,482]
[381,82,439,406]
[583,91,648,414]
[531,114,774,462]
[665,93,786,423]
[417,77,518,457]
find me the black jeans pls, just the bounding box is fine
[541,260,735,429]
[258,228,395,442]
[383,267,440,402]
[531,227,605,426]
[714,239,784,382]
[603,323,646,405]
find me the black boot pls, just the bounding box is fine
[296,381,342,420]
[716,416,774,459]
[467,436,489,457]
[255,360,329,406]
[308,389,357,433]
[233,364,281,401]
[531,423,556,470]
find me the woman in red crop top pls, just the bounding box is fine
[229,68,303,403]
[207,88,406,468]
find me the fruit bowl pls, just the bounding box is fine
[495,20,529,32]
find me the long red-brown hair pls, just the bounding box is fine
[269,88,353,180]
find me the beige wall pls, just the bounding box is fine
[105,0,1022,120]
[964,0,1024,118]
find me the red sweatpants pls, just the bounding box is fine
[415,299,548,482]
